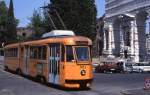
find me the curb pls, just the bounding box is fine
[0,62,4,69]
[121,88,150,95]
[121,91,133,95]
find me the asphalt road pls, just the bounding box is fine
[0,64,149,95]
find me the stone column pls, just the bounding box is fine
[113,20,121,56]
[120,24,124,56]
[111,25,115,52]
[130,20,139,62]
[103,31,107,52]
[108,24,115,56]
[136,12,148,61]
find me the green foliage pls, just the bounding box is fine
[0,0,19,45]
[28,0,97,40]
[0,1,7,26]
[28,9,54,39]
[0,1,8,45]
[16,35,26,41]
[49,0,97,40]
[6,0,17,43]
[42,9,53,33]
[28,10,44,39]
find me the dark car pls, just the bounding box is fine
[116,61,133,73]
[95,62,118,73]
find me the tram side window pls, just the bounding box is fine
[5,48,18,57]
[66,46,74,62]
[61,45,65,62]
[30,46,46,60]
[30,47,38,59]
[14,48,18,57]
[38,46,46,60]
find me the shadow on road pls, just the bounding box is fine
[5,69,91,92]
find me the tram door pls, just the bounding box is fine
[23,46,29,75]
[49,44,60,84]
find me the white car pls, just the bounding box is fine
[117,61,133,73]
[92,63,99,72]
[132,62,150,73]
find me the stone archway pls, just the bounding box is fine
[113,17,121,56]
[136,11,148,61]
[112,14,140,62]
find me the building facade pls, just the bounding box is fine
[146,34,150,61]
[103,0,150,62]
[17,27,33,38]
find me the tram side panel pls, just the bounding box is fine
[19,47,25,75]
[59,45,66,86]
[5,57,19,71]
[19,46,34,76]
[28,59,38,77]
[4,48,20,72]
[59,62,65,86]
[28,45,49,80]
[44,46,49,82]
[35,46,49,81]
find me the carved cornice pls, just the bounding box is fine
[105,0,150,19]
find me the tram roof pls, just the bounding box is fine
[4,36,92,48]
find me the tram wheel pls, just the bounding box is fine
[40,77,46,84]
[36,76,46,84]
[4,66,8,71]
[16,69,22,75]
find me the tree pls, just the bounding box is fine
[28,10,44,39]
[0,1,7,27]
[0,0,19,45]
[42,9,53,33]
[6,0,17,43]
[49,0,97,40]
[0,1,8,45]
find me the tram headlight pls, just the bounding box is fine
[80,70,86,76]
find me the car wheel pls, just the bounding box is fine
[4,66,8,71]
[120,70,125,74]
[139,69,143,73]
[40,77,46,84]
[103,70,105,73]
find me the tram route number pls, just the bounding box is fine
[80,65,86,69]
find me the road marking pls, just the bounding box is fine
[0,89,15,95]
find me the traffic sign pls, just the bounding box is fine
[144,78,150,90]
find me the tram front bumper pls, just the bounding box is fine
[64,79,93,88]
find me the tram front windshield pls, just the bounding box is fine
[75,47,89,62]
[66,46,90,62]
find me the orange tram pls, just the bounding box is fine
[4,30,93,88]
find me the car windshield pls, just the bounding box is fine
[75,47,89,62]
[125,63,132,67]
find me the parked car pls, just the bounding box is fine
[95,62,118,73]
[116,61,133,73]
[132,62,150,73]
[92,63,99,72]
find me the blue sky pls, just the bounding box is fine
[5,0,105,27]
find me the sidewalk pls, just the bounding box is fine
[0,61,4,69]
[121,88,150,95]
